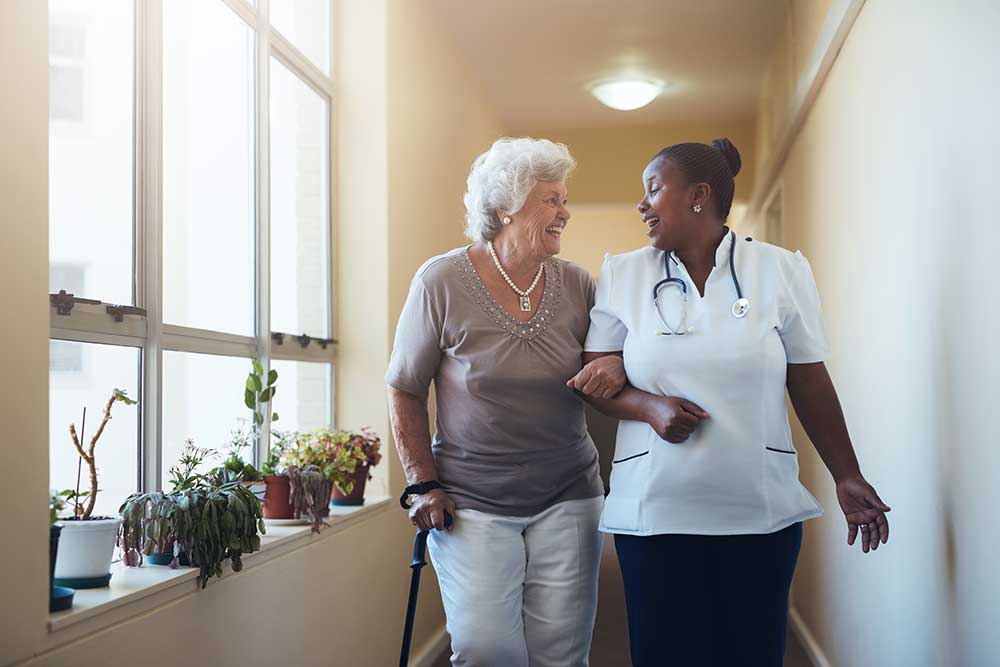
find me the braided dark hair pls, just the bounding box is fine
[652,138,742,220]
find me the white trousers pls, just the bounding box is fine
[427,496,604,667]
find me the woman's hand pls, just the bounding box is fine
[409,488,457,531]
[837,476,891,553]
[646,396,709,443]
[567,354,627,399]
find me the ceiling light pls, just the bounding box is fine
[590,79,663,111]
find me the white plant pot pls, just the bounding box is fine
[54,517,121,586]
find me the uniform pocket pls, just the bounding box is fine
[765,444,796,455]
[612,450,649,464]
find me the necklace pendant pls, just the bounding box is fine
[520,296,532,312]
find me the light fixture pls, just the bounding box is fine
[590,79,664,111]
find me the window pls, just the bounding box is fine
[49,342,141,518]
[270,0,331,75]
[270,57,331,338]
[49,13,89,123]
[49,0,134,307]
[269,359,332,434]
[162,0,256,335]
[48,0,336,500]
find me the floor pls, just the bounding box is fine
[431,534,812,666]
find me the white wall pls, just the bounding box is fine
[751,1,1000,664]
[0,0,52,662]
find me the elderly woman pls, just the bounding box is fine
[573,138,891,666]
[386,137,622,667]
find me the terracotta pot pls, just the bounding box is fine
[331,466,369,507]
[263,474,294,519]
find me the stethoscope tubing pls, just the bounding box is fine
[653,231,746,335]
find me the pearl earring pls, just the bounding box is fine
[692,204,702,213]
[502,216,512,224]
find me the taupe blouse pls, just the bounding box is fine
[386,246,603,516]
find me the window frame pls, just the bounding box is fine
[48,0,337,493]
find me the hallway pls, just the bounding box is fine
[3,1,998,665]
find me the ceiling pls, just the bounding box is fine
[421,0,787,130]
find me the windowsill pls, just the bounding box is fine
[47,496,392,639]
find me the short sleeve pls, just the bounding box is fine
[778,252,831,363]
[584,255,628,352]
[385,273,444,397]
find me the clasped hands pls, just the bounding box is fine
[567,355,709,443]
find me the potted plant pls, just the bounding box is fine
[261,429,295,519]
[287,464,333,533]
[329,428,383,507]
[219,420,266,502]
[241,360,292,519]
[119,441,267,588]
[280,431,337,531]
[118,440,215,566]
[49,492,74,612]
[54,388,136,589]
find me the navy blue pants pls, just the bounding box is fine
[614,523,803,667]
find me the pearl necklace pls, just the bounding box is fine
[487,241,544,312]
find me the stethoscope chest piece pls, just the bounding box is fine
[732,297,750,319]
[654,231,750,333]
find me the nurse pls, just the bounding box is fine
[569,138,891,666]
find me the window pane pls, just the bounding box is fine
[162,351,252,488]
[49,1,134,306]
[50,342,140,518]
[269,360,331,433]
[270,0,331,75]
[163,0,255,335]
[270,58,330,337]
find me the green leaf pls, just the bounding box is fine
[254,411,263,425]
[267,369,278,386]
[244,389,256,410]
[246,374,262,393]
[261,387,275,402]
[252,359,264,375]
[271,412,279,422]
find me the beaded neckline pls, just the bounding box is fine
[453,248,563,341]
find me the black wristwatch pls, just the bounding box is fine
[399,480,444,509]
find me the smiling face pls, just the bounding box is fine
[499,180,570,258]
[637,158,710,252]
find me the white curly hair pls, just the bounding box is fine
[463,137,576,243]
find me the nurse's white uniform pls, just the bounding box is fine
[585,233,829,536]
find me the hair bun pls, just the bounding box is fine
[711,138,742,177]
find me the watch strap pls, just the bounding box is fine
[399,480,443,509]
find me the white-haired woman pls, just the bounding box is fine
[386,138,623,667]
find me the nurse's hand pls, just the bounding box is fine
[409,488,457,532]
[567,355,627,399]
[837,476,891,553]
[647,396,709,443]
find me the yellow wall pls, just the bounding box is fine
[750,1,999,664]
[753,0,833,193]
[3,0,503,663]
[514,121,757,208]
[0,0,51,662]
[386,2,504,320]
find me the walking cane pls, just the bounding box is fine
[399,512,453,667]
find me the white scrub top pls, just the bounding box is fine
[585,233,829,536]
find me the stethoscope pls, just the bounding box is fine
[653,230,750,335]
